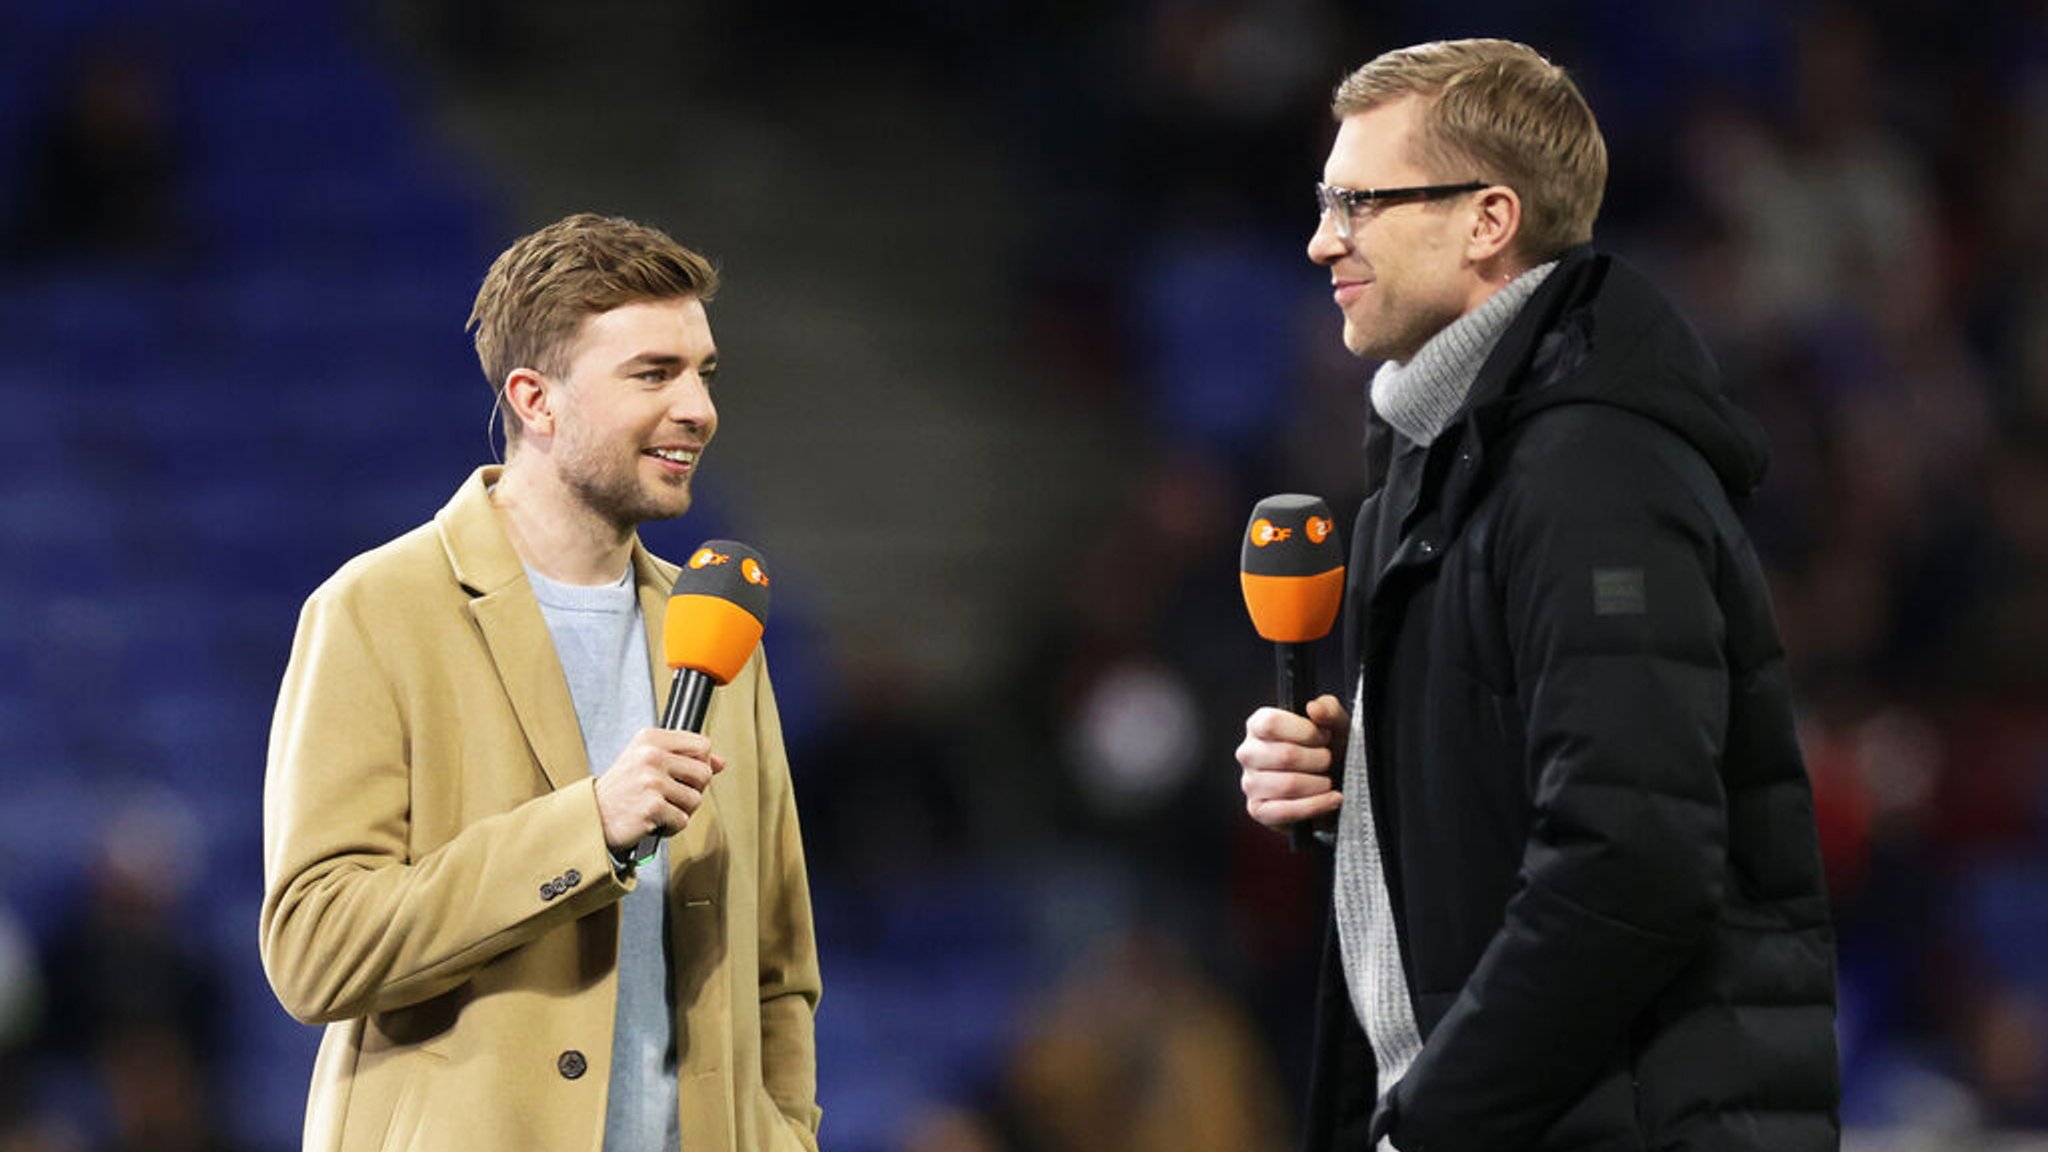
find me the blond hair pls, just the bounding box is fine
[468,213,719,441]
[1333,39,1606,262]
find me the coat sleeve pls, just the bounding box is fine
[259,585,629,1025]
[1382,417,1731,1150]
[749,657,825,1150]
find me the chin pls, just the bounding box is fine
[1343,322,1413,364]
[634,499,690,525]
[1342,325,1381,360]
[652,486,695,522]
[1341,321,1368,358]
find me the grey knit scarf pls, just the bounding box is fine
[1370,261,1557,446]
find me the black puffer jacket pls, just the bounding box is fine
[1305,248,1840,1152]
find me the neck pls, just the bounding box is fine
[490,454,636,586]
[1460,253,1534,314]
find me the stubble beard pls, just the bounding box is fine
[1344,288,1456,366]
[559,441,692,532]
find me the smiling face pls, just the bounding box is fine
[541,296,718,531]
[1309,98,1491,363]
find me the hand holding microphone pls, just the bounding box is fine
[595,730,725,858]
[594,541,772,864]
[1235,496,1348,847]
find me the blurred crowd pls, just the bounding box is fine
[2,1,2045,1150]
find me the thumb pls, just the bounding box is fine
[1304,693,1350,731]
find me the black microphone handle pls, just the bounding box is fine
[662,666,715,733]
[1275,642,1315,716]
[630,667,718,861]
[1275,642,1322,853]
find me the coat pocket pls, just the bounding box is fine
[1535,1055,1645,1152]
[371,1047,446,1152]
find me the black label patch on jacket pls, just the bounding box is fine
[1592,567,1647,616]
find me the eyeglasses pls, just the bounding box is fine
[1315,181,1488,242]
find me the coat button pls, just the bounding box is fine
[563,868,581,887]
[558,1049,587,1080]
[1418,539,1436,555]
[539,880,558,901]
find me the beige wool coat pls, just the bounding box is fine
[260,467,822,1151]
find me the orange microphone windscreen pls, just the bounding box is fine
[1240,495,1344,644]
[663,540,772,684]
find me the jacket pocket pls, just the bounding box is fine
[1536,1057,1644,1152]
[372,1047,446,1152]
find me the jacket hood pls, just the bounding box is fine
[1480,248,1770,498]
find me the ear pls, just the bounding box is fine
[1466,184,1522,265]
[501,367,555,440]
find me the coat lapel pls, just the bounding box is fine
[635,546,677,720]
[437,467,589,793]
[472,591,591,792]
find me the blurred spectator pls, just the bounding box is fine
[1001,926,1289,1152]
[6,39,179,264]
[892,1104,1009,1152]
[35,792,240,1152]
[0,908,41,1063]
[0,907,65,1152]
[93,1020,243,1152]
[1966,987,2048,1127]
[41,793,216,1070]
[798,657,974,914]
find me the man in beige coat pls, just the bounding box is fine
[261,214,822,1151]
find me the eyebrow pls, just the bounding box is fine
[617,352,717,374]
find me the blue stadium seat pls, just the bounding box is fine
[1958,853,2048,994]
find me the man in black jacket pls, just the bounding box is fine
[1237,39,1840,1151]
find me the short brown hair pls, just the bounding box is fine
[468,213,719,437]
[1333,39,1607,262]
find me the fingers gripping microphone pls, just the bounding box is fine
[1241,495,1344,849]
[631,540,773,861]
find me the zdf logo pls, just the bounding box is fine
[688,546,770,587]
[1250,516,1333,548]
[1249,519,1293,547]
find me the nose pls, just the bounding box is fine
[1307,209,1348,265]
[669,373,717,436]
